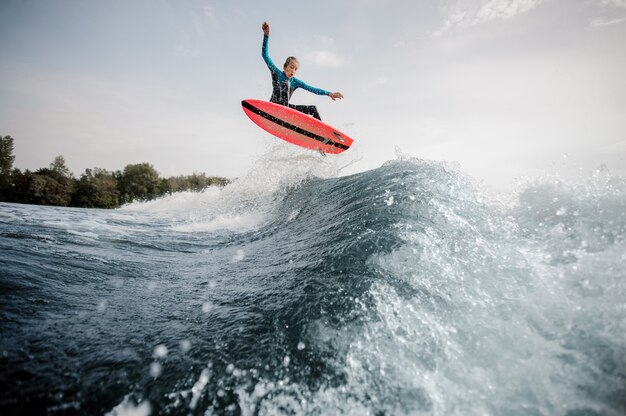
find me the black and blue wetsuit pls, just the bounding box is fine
[262,34,328,120]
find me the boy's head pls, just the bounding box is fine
[283,56,299,78]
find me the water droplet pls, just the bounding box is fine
[154,344,168,358]
[232,249,245,262]
[297,342,306,350]
[202,302,213,313]
[180,339,191,353]
[283,356,291,367]
[150,362,162,378]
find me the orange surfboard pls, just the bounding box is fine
[242,99,354,154]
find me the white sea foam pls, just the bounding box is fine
[230,162,626,415]
[105,396,151,416]
[120,143,359,235]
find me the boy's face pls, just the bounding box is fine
[283,60,299,78]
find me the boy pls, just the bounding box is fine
[261,21,343,120]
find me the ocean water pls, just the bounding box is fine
[1,148,625,415]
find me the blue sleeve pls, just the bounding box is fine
[262,35,282,75]
[293,78,330,96]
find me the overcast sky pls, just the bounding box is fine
[1,0,625,189]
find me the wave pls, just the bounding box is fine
[1,149,624,415]
[123,153,625,414]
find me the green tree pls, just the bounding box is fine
[206,176,230,188]
[6,168,29,203]
[1,141,231,208]
[157,178,170,196]
[27,174,69,206]
[50,155,71,177]
[0,136,16,200]
[71,168,120,208]
[166,172,231,193]
[117,162,160,203]
[27,155,74,206]
[0,136,15,176]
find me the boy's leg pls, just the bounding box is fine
[288,105,322,120]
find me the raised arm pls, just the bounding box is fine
[261,22,280,74]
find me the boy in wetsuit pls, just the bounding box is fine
[261,21,343,120]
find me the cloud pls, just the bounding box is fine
[591,0,626,28]
[305,50,345,68]
[476,0,545,22]
[600,0,626,8]
[590,16,626,27]
[437,0,546,34]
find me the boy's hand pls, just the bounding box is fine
[329,92,344,101]
[262,21,270,36]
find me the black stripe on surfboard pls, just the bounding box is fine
[242,100,350,151]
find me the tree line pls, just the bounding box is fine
[0,136,230,209]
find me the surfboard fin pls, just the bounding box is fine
[333,132,346,143]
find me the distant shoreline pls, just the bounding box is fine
[0,135,230,209]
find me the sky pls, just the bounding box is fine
[1,0,625,190]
